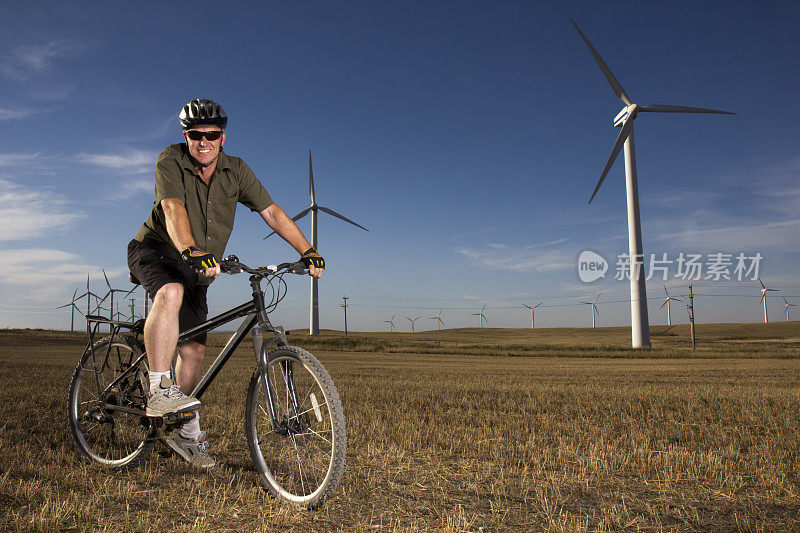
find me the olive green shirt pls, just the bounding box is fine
[134,144,273,283]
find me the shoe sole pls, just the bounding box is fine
[146,401,201,418]
[165,438,215,468]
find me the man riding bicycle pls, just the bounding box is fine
[127,98,324,468]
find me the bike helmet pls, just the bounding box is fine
[179,98,228,130]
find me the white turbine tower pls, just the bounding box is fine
[404,315,421,333]
[660,286,683,326]
[429,309,445,331]
[382,314,396,332]
[758,278,777,323]
[784,298,796,322]
[523,302,542,329]
[472,305,488,328]
[265,150,368,335]
[572,20,735,348]
[582,294,600,328]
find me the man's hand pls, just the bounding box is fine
[181,246,221,279]
[300,247,325,279]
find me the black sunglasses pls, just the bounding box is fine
[185,130,222,141]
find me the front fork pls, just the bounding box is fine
[252,322,302,435]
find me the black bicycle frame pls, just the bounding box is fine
[84,272,292,431]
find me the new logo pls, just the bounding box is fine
[578,250,608,283]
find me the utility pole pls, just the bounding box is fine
[687,285,696,350]
[144,287,149,318]
[130,299,135,322]
[341,296,349,337]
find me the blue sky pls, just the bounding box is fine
[1,1,798,333]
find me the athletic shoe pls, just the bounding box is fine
[165,431,215,468]
[146,375,201,417]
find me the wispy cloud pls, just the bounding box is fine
[0,179,85,241]
[75,148,155,175]
[455,241,575,273]
[0,106,35,120]
[1,248,123,303]
[1,40,86,81]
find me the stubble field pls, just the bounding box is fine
[1,322,799,531]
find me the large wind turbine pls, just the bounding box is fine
[582,294,600,328]
[758,278,777,323]
[382,314,396,332]
[572,20,735,348]
[265,150,368,335]
[523,302,542,329]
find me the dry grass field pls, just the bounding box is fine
[1,322,799,531]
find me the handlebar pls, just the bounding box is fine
[220,255,308,277]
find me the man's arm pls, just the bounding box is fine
[259,203,324,278]
[161,198,220,278]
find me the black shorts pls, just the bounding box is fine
[127,238,209,346]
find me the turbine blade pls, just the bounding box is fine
[758,277,766,289]
[523,304,531,309]
[308,150,316,205]
[317,206,369,231]
[103,269,111,290]
[570,19,631,105]
[589,117,633,204]
[639,104,735,115]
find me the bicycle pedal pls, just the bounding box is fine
[163,411,197,425]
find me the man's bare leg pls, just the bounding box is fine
[143,282,184,372]
[176,341,205,396]
[142,282,200,417]
[176,341,206,441]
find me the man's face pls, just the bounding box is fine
[183,125,226,168]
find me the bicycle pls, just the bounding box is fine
[67,255,346,509]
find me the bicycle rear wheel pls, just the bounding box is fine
[68,335,155,469]
[245,346,346,508]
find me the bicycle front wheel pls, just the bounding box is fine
[67,335,155,469]
[245,346,346,508]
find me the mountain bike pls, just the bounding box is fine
[67,256,346,508]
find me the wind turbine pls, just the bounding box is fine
[404,315,421,333]
[472,305,488,328]
[660,286,683,326]
[429,309,445,331]
[264,150,368,335]
[102,270,136,330]
[582,294,600,328]
[522,302,542,329]
[784,297,796,322]
[572,19,735,348]
[758,278,777,323]
[382,314,396,332]
[57,287,84,331]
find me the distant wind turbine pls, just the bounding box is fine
[582,294,600,328]
[382,314,396,332]
[758,278,778,323]
[572,19,735,347]
[472,305,488,328]
[429,309,445,331]
[660,286,683,326]
[404,315,421,333]
[264,150,368,335]
[102,270,136,330]
[57,287,84,332]
[784,297,796,322]
[522,302,542,329]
